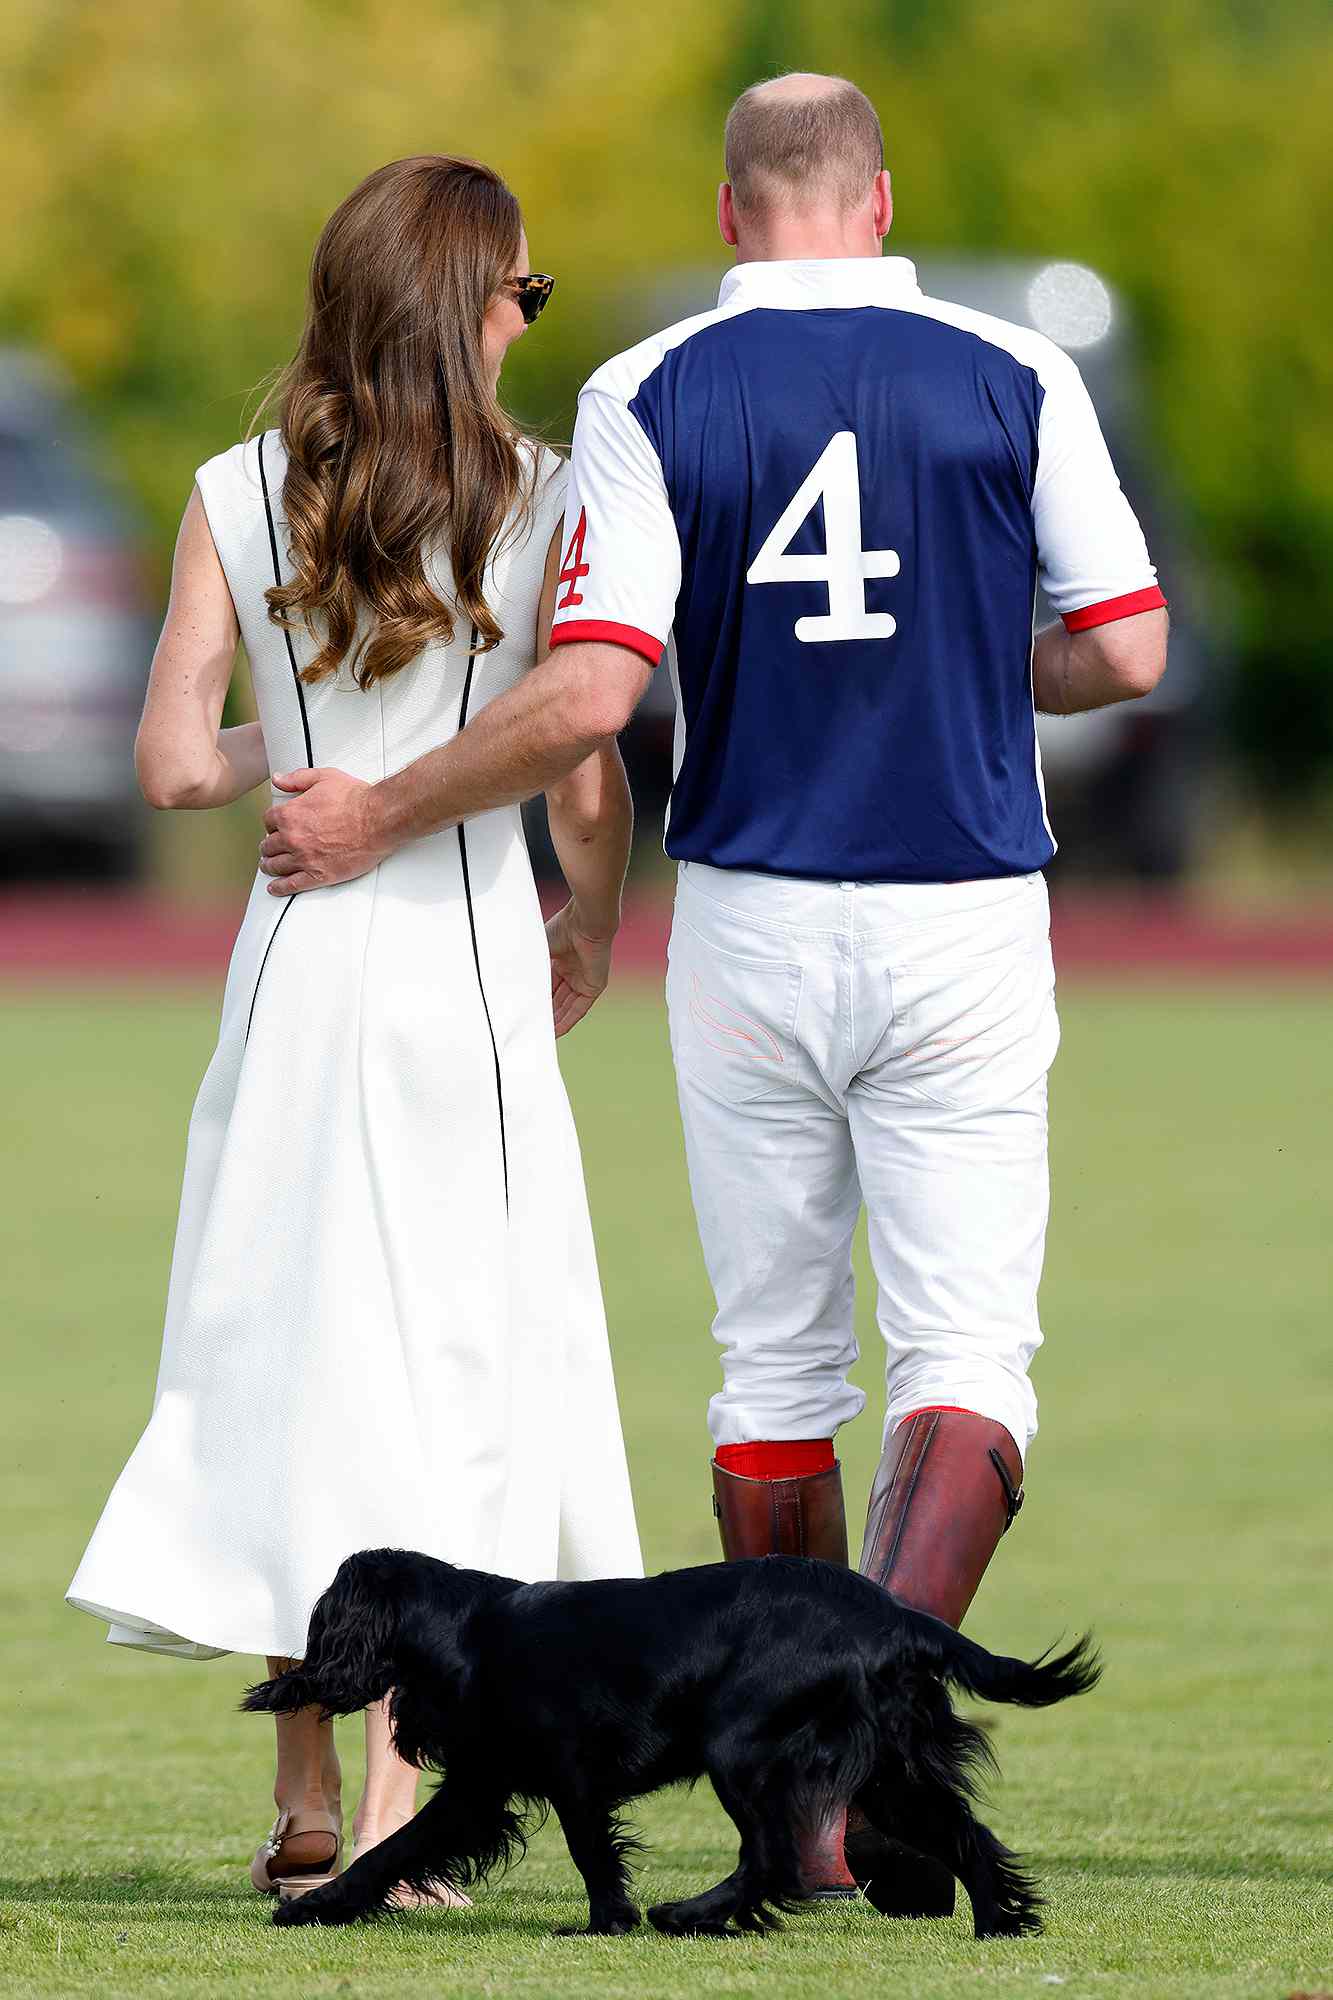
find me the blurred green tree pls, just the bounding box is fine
[1,0,1330,798]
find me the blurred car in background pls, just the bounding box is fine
[0,351,157,881]
[548,256,1219,887]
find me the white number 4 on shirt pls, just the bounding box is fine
[746,430,899,643]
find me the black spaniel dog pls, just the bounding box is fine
[244,1550,1098,1939]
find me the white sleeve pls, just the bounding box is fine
[1033,352,1166,631]
[549,386,681,666]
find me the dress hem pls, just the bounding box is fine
[64,1591,290,1663]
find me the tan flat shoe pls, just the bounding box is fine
[250,1807,343,1900]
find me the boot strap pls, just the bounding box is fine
[988,1445,1025,1531]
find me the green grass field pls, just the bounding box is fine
[2,979,1330,1999]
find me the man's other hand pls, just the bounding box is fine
[259,769,388,895]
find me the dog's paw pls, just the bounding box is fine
[272,1890,358,1928]
[975,1905,1044,1941]
[731,1905,784,1934]
[557,1902,640,1937]
[846,1831,957,1920]
[647,1901,735,1938]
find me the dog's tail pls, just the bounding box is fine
[898,1602,1102,1709]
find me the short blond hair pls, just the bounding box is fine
[724,74,884,214]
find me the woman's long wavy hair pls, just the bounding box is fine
[256,155,537,688]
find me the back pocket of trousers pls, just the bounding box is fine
[668,919,804,1105]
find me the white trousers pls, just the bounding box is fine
[666,863,1060,1463]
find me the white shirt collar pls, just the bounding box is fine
[717,255,921,312]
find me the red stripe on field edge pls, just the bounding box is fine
[3,891,1333,982]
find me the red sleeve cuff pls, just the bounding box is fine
[550,619,664,668]
[1062,585,1167,633]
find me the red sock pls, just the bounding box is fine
[715,1438,835,1480]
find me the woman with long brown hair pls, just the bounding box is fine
[66,156,643,1902]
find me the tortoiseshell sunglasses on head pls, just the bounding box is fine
[511,273,555,325]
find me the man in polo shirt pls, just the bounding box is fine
[259,71,1167,1911]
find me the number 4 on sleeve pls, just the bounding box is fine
[557,508,590,611]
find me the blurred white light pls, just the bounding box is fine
[1027,263,1114,350]
[0,514,63,604]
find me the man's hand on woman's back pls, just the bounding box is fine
[259,767,388,895]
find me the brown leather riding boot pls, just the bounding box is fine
[711,1459,858,1897]
[711,1459,849,1563]
[841,1410,1024,1918]
[858,1408,1025,1623]
[710,1455,959,1916]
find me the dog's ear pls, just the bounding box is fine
[304,1551,408,1713]
[386,1568,480,1772]
[393,1560,503,1693]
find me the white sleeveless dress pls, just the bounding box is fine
[67,432,643,1661]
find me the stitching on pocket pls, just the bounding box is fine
[688,974,784,1064]
[669,940,804,1103]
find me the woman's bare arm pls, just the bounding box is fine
[135,486,269,810]
[547,747,634,941]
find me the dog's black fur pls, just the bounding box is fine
[244,1549,1099,1939]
